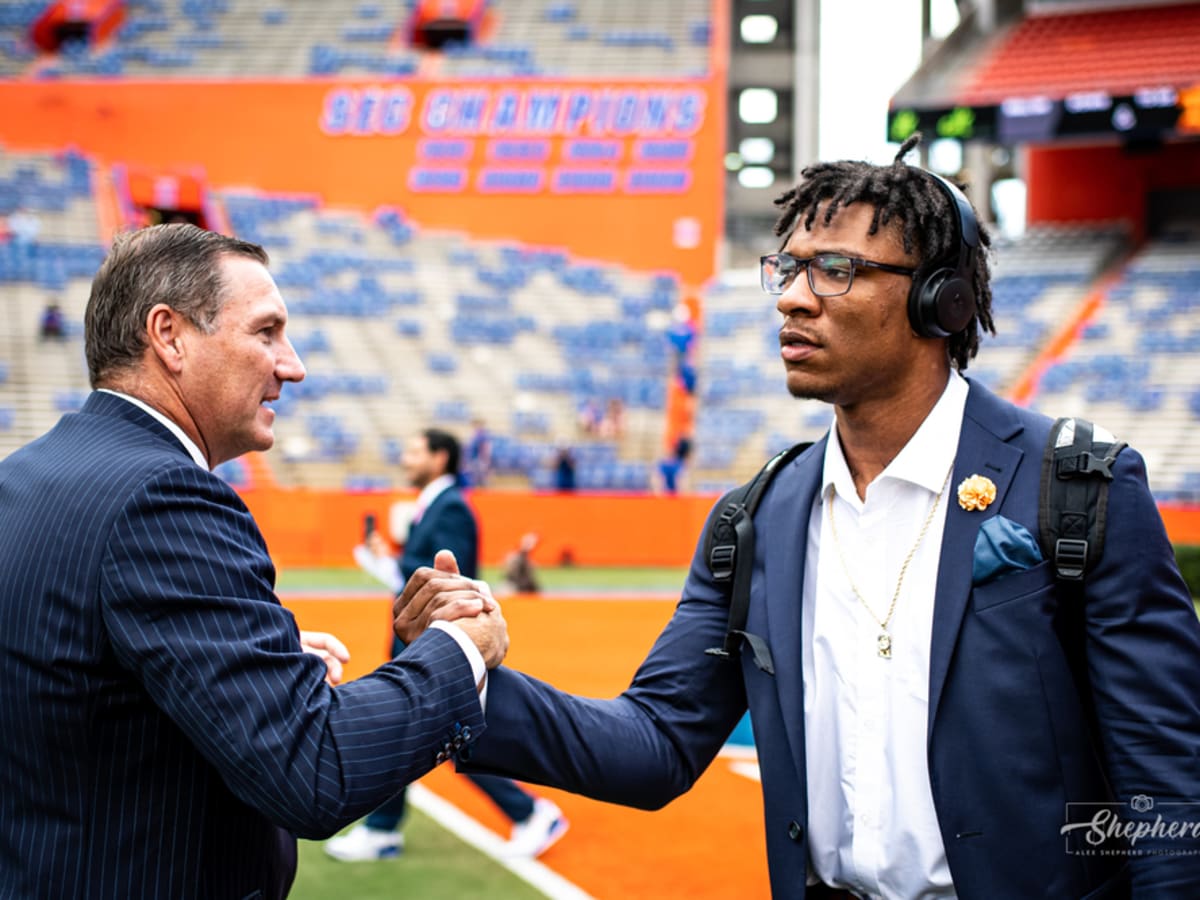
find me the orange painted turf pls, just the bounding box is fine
[284,593,772,899]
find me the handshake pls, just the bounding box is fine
[392,548,510,669]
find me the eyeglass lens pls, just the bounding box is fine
[763,254,855,297]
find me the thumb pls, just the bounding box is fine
[434,549,460,574]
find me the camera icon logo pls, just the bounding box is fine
[1130,795,1154,813]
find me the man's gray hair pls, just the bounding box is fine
[84,224,269,386]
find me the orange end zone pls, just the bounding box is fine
[282,593,771,898]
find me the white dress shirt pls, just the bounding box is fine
[802,371,968,900]
[97,390,488,693]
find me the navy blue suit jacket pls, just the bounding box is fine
[464,380,1200,898]
[0,392,485,899]
[400,484,479,582]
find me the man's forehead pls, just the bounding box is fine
[218,257,287,315]
[784,201,906,249]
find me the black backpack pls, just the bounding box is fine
[702,417,1127,674]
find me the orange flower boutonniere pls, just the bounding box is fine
[957,474,997,511]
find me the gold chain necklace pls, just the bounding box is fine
[826,466,952,659]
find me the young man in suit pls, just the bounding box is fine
[401,135,1200,898]
[327,429,568,861]
[0,224,507,899]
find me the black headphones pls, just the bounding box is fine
[907,172,980,338]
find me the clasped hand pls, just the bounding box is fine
[393,549,509,668]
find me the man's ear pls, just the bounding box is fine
[146,304,186,373]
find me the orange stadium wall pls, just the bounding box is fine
[238,486,1200,571]
[0,77,725,284]
[240,487,721,570]
[1025,142,1200,236]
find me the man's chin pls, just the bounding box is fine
[785,376,831,403]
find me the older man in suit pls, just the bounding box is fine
[0,224,507,899]
[403,137,1200,898]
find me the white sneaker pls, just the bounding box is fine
[323,824,404,861]
[506,798,569,858]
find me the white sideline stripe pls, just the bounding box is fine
[718,743,759,761]
[728,760,762,782]
[407,783,596,900]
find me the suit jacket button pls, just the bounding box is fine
[787,820,804,842]
[435,751,447,765]
[461,726,472,741]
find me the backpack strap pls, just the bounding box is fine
[1038,417,1127,582]
[703,441,812,674]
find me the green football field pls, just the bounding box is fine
[293,815,546,900]
[275,564,691,594]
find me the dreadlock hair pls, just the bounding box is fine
[772,133,995,371]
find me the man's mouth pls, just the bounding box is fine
[780,330,820,361]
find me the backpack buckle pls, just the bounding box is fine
[709,544,736,582]
[1057,451,1115,480]
[1054,538,1088,581]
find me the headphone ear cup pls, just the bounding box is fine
[908,267,975,338]
[908,267,946,338]
[933,274,976,336]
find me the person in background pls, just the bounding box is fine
[38,299,66,340]
[0,224,507,899]
[464,417,493,487]
[552,443,577,492]
[330,429,568,862]
[657,435,693,495]
[401,136,1200,899]
[598,397,626,439]
[499,532,542,595]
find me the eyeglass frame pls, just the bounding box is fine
[759,251,917,297]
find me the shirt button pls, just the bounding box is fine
[787,820,804,842]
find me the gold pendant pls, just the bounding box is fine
[877,632,892,659]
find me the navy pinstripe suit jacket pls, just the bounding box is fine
[0,391,485,899]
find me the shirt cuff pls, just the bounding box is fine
[429,620,488,710]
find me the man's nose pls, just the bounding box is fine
[278,338,306,382]
[775,269,820,318]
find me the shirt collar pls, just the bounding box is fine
[415,473,456,513]
[98,388,210,470]
[822,370,968,501]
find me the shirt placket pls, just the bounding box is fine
[849,490,890,898]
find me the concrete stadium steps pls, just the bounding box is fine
[1029,227,1200,499]
[0,147,102,454]
[8,0,710,79]
[210,188,674,489]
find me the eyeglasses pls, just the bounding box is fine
[760,252,916,297]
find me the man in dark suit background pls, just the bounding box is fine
[402,137,1200,898]
[328,429,568,861]
[0,224,507,899]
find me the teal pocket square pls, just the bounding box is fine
[973,515,1044,586]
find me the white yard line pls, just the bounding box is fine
[408,783,596,900]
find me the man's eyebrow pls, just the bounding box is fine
[250,312,287,329]
[782,245,858,257]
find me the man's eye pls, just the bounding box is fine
[816,258,852,280]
